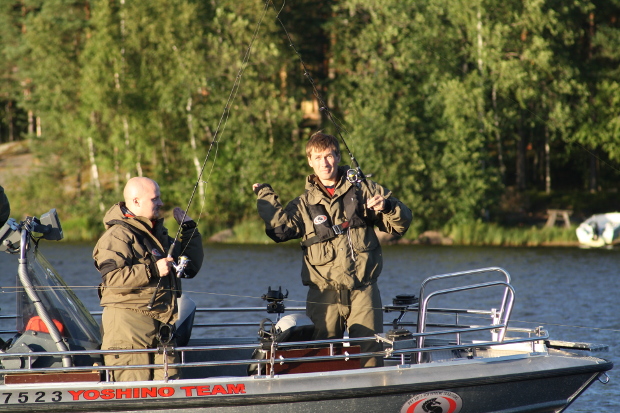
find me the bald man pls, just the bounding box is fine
[93,177,204,382]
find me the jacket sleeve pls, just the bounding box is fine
[175,224,204,278]
[93,227,153,290]
[0,185,9,228]
[255,185,305,243]
[364,180,413,236]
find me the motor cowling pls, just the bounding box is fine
[273,314,314,343]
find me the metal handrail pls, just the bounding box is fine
[417,280,515,363]
[417,267,511,335]
[0,328,548,379]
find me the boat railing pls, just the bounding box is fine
[417,267,511,333]
[416,270,515,363]
[0,306,515,335]
[0,319,547,382]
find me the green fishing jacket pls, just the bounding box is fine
[93,203,204,324]
[256,166,413,291]
[0,185,9,227]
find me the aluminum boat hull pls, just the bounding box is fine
[0,349,611,413]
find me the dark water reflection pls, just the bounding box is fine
[0,242,617,412]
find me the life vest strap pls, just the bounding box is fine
[301,221,351,248]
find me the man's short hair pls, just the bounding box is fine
[306,132,340,158]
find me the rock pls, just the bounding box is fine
[416,230,453,245]
[374,228,401,245]
[208,228,234,242]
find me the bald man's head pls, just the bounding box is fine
[123,177,163,220]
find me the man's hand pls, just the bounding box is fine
[366,194,386,211]
[253,183,271,195]
[173,207,192,224]
[156,257,174,277]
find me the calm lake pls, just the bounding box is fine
[1,242,618,412]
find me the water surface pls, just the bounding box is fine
[1,242,617,412]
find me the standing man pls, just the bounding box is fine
[93,177,203,381]
[0,185,10,227]
[253,132,412,367]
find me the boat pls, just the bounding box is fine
[576,212,620,247]
[0,210,613,413]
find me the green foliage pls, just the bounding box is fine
[60,215,102,241]
[1,0,620,242]
[224,219,280,244]
[445,221,576,246]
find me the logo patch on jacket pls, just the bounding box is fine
[313,215,328,225]
[151,249,163,258]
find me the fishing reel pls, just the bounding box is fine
[173,256,190,278]
[347,167,372,188]
[146,255,191,311]
[346,168,364,187]
[384,294,419,330]
[261,286,288,314]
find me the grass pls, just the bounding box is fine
[60,216,104,242]
[218,220,295,244]
[216,219,579,247]
[22,217,581,247]
[444,221,577,247]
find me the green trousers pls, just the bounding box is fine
[306,284,384,368]
[101,307,180,382]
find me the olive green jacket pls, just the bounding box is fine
[93,203,204,324]
[256,166,412,291]
[0,185,10,227]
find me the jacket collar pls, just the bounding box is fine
[104,202,164,234]
[305,166,351,204]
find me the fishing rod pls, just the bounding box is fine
[166,0,272,256]
[146,0,273,309]
[270,0,368,188]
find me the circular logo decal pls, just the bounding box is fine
[313,215,328,225]
[400,391,463,413]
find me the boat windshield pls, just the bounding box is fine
[15,245,101,344]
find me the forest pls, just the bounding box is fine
[1,0,620,242]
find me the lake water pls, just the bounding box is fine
[1,242,618,412]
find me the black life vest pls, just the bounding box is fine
[301,185,366,248]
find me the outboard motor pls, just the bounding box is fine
[272,314,315,343]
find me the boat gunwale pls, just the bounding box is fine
[0,324,556,376]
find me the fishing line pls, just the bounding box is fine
[427,311,620,334]
[272,2,620,180]
[1,285,617,335]
[269,0,367,183]
[508,318,620,333]
[171,0,272,256]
